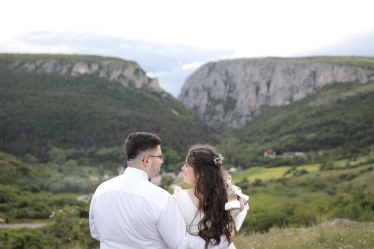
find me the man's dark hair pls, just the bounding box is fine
[124,132,162,160]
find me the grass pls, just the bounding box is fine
[233,219,374,249]
[247,193,289,209]
[231,163,320,183]
[299,164,320,172]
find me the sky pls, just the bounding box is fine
[1,0,374,97]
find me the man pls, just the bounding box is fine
[89,132,232,249]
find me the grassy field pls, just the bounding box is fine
[231,163,321,183]
[233,219,374,249]
[229,158,374,209]
[246,192,290,209]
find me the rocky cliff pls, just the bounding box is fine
[3,54,163,92]
[178,57,374,129]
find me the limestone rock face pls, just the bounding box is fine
[9,59,163,93]
[178,58,374,129]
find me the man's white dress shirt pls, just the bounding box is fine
[89,167,229,249]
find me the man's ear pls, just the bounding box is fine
[142,155,150,166]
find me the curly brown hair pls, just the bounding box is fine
[186,144,233,248]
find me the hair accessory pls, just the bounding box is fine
[213,154,224,165]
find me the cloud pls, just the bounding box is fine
[0,31,234,97]
[182,62,202,70]
[293,28,374,57]
[2,28,374,98]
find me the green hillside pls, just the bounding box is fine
[0,152,40,189]
[1,54,374,170]
[218,81,374,168]
[0,54,213,163]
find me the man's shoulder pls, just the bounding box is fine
[148,181,172,197]
[145,182,174,206]
[94,175,123,194]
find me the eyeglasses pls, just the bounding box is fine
[142,155,164,161]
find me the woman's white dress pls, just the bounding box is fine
[173,187,236,249]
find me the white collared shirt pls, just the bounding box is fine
[89,167,228,249]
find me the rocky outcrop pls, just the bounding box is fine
[178,58,374,129]
[7,56,163,92]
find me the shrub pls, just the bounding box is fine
[319,162,335,171]
[294,168,309,176]
[293,200,329,227]
[329,193,374,222]
[236,177,250,190]
[0,228,52,249]
[252,179,265,187]
[312,182,326,191]
[338,173,357,181]
[47,205,99,249]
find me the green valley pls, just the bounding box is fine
[1,54,374,248]
[217,80,374,169]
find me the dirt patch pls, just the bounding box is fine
[327,218,374,228]
[0,223,46,229]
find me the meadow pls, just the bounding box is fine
[231,164,320,182]
[234,219,374,249]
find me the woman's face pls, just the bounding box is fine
[181,160,197,186]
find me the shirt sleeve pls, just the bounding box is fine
[157,195,228,249]
[89,197,100,241]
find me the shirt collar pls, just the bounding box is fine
[125,167,149,180]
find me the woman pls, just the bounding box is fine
[173,144,248,249]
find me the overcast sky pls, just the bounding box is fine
[1,0,374,97]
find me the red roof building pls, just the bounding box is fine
[264,149,276,157]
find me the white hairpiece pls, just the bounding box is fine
[213,154,225,165]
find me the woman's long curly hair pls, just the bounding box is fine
[186,144,233,248]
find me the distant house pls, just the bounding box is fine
[264,149,276,157]
[283,152,293,157]
[283,152,305,157]
[229,167,242,173]
[223,166,243,174]
[308,150,324,155]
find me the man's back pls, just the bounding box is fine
[90,167,172,249]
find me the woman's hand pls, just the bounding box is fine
[223,174,231,187]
